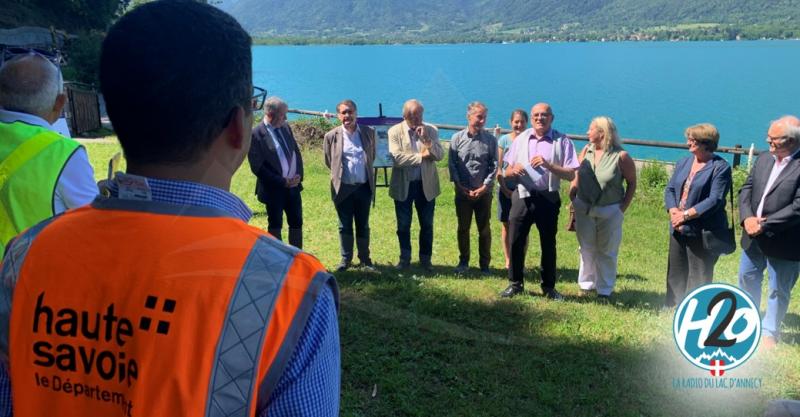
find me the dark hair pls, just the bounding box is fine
[100,0,252,165]
[510,109,529,123]
[337,99,357,113]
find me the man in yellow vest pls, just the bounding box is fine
[0,1,340,416]
[0,53,97,253]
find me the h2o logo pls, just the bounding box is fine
[673,283,761,376]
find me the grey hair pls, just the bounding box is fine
[264,96,287,117]
[0,54,63,118]
[402,99,423,119]
[466,101,487,114]
[773,115,800,143]
[785,124,800,144]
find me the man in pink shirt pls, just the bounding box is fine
[501,102,579,299]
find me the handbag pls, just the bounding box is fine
[567,151,602,233]
[566,202,576,232]
[701,178,736,255]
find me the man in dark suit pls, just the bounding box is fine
[248,96,304,248]
[323,99,377,272]
[739,115,800,348]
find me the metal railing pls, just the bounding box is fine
[288,108,764,168]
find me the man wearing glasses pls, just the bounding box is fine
[248,96,305,248]
[0,52,97,253]
[0,2,339,416]
[738,115,800,349]
[501,102,579,299]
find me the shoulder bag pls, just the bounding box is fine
[701,175,736,255]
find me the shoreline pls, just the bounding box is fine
[252,37,800,47]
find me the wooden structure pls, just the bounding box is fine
[64,82,101,136]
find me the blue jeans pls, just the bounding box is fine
[738,243,800,339]
[394,181,435,262]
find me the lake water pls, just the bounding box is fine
[252,41,800,161]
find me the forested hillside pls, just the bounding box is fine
[1,0,798,43]
[221,0,800,42]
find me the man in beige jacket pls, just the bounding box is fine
[388,99,444,270]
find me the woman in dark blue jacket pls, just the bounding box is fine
[664,123,732,307]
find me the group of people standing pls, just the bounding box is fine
[246,97,629,302]
[1,3,799,415]
[247,95,800,347]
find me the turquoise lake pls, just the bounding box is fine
[252,41,800,161]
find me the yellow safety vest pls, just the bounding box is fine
[0,121,80,252]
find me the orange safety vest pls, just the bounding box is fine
[2,197,336,416]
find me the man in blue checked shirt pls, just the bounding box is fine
[0,1,340,416]
[448,101,498,275]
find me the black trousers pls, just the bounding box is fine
[265,186,302,241]
[335,183,372,263]
[507,189,560,290]
[665,231,719,307]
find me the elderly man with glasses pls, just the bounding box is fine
[248,96,305,248]
[388,99,444,271]
[501,102,579,299]
[0,52,97,253]
[738,115,800,349]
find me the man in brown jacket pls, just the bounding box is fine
[323,99,377,272]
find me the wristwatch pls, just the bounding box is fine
[683,210,690,221]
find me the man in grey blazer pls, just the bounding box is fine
[324,99,377,272]
[388,99,444,270]
[739,115,800,349]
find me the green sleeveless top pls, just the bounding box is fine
[577,144,624,207]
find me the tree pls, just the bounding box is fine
[35,0,131,31]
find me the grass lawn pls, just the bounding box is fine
[82,137,799,417]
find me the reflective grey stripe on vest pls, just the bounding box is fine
[256,270,338,411]
[0,215,60,362]
[205,235,300,417]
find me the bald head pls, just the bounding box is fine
[0,54,64,122]
[531,102,554,135]
[402,99,424,127]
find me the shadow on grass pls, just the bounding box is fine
[610,288,666,312]
[337,263,507,281]
[778,312,800,345]
[337,267,665,312]
[618,273,649,282]
[780,312,800,328]
[337,278,767,417]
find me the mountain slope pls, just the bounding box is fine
[222,0,800,40]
